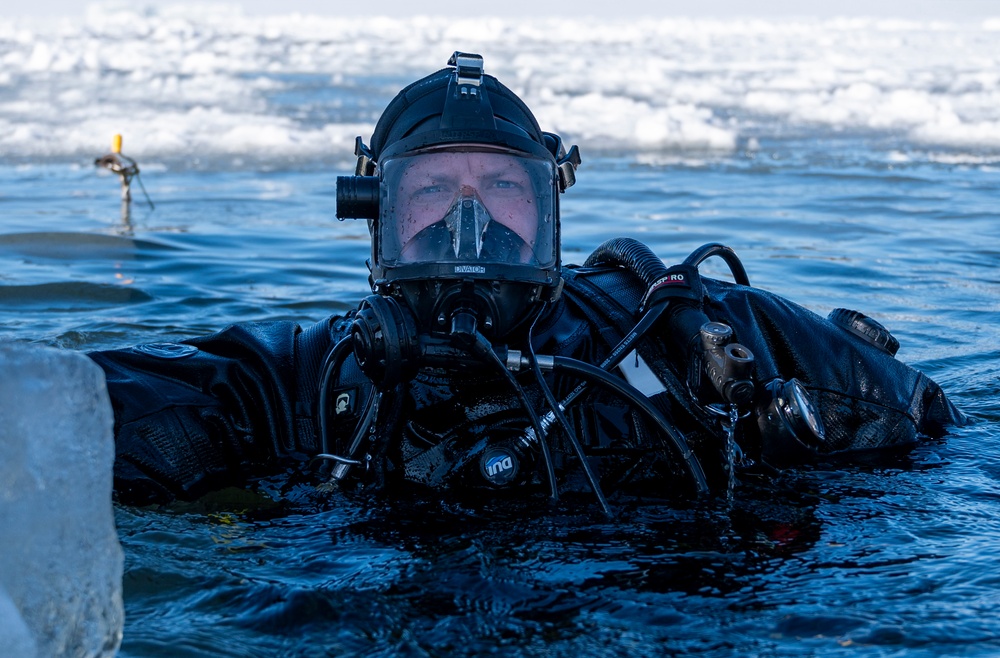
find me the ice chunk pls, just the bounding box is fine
[0,343,123,658]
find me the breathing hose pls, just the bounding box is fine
[583,237,670,287]
[682,243,751,286]
[526,314,613,516]
[316,335,379,481]
[530,238,755,495]
[318,335,353,458]
[464,325,562,503]
[542,354,709,495]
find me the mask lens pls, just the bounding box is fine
[379,148,555,268]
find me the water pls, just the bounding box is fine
[2,6,999,656]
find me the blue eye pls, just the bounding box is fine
[490,179,526,194]
[416,184,446,196]
[410,184,456,206]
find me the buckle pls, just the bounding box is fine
[557,145,582,191]
[354,136,376,175]
[448,51,484,88]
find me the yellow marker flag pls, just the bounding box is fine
[112,134,122,154]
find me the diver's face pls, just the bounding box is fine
[395,151,538,252]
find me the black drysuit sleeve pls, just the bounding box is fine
[88,315,351,505]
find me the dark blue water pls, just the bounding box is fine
[1,140,997,656]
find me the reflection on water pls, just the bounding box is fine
[113,440,992,657]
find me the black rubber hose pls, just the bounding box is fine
[583,237,668,288]
[318,335,354,455]
[317,335,380,481]
[587,238,751,289]
[551,355,710,495]
[682,243,751,286]
[468,331,560,502]
[527,321,613,517]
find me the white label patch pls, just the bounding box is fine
[618,350,667,397]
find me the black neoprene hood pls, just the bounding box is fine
[337,52,581,222]
[368,56,553,163]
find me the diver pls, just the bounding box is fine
[90,52,965,512]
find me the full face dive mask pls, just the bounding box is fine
[379,147,556,269]
[336,52,580,387]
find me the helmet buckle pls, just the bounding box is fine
[544,131,582,191]
[557,144,582,191]
[448,51,484,88]
[354,136,376,176]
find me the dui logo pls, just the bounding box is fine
[479,447,519,486]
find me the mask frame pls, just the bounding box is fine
[374,145,560,288]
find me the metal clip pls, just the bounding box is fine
[354,136,376,176]
[557,144,582,191]
[542,131,582,191]
[448,51,484,87]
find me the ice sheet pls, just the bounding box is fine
[1,6,998,167]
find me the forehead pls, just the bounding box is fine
[399,151,529,178]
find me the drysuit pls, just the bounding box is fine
[90,260,964,507]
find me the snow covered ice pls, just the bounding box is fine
[0,343,123,658]
[2,6,999,168]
